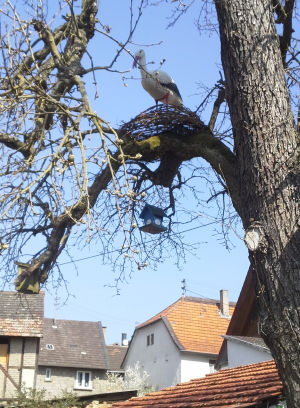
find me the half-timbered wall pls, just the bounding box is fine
[0,337,39,399]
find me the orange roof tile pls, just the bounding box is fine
[137,296,235,355]
[112,360,282,408]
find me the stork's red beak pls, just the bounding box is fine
[133,56,139,68]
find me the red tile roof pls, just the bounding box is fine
[137,296,235,355]
[0,291,44,337]
[112,360,282,408]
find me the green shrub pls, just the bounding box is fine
[6,387,81,408]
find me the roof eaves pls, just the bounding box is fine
[180,349,218,358]
[39,362,107,370]
[223,335,271,353]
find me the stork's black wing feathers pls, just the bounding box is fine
[160,81,182,100]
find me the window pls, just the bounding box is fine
[45,368,51,381]
[75,371,92,390]
[147,333,154,346]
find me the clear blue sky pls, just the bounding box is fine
[40,0,250,345]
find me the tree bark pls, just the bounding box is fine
[214,0,300,406]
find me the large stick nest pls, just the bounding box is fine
[119,105,207,141]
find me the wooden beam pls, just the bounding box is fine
[0,364,19,390]
[19,338,25,389]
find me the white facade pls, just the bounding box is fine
[123,319,216,390]
[124,320,180,390]
[227,338,272,368]
[180,352,215,383]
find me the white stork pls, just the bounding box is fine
[133,49,183,107]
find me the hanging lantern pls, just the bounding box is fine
[139,204,167,234]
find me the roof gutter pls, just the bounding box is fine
[180,349,218,358]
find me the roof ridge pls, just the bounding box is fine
[44,317,101,325]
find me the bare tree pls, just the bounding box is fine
[0,0,233,292]
[0,0,299,404]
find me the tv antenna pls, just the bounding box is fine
[181,279,186,296]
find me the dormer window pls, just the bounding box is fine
[46,344,55,350]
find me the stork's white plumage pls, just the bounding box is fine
[133,49,182,107]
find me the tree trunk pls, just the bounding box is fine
[214,0,300,406]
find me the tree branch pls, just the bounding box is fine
[208,86,226,131]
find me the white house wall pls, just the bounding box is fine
[227,341,272,368]
[180,353,214,383]
[124,320,181,390]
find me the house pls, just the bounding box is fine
[111,359,284,408]
[0,291,44,401]
[112,270,286,408]
[122,291,235,390]
[217,335,272,369]
[36,318,109,398]
[216,268,272,370]
[111,270,287,408]
[0,291,131,401]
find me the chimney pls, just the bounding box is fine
[102,325,107,341]
[121,333,128,346]
[220,289,229,317]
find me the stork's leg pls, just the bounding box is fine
[157,92,170,106]
[154,100,159,132]
[164,92,170,111]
